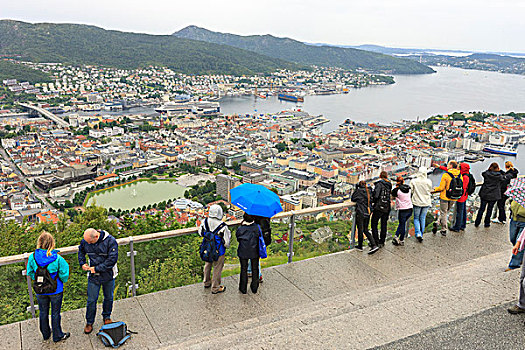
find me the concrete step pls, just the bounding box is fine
[161,250,519,350]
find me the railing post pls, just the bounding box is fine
[127,237,138,297]
[23,254,36,318]
[350,207,357,248]
[287,213,295,264]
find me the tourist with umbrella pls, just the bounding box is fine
[230,184,283,293]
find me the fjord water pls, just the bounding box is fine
[220,67,525,132]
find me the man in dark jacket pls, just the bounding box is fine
[78,228,118,334]
[371,171,392,247]
[475,163,510,228]
[236,213,260,294]
[494,161,519,224]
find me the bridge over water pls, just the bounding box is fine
[0,221,519,349]
[18,103,69,127]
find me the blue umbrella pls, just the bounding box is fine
[230,183,283,217]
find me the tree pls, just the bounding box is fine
[275,142,288,152]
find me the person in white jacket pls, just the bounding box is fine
[410,167,433,242]
[198,204,231,294]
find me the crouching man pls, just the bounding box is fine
[78,228,118,334]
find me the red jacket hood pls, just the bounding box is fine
[460,163,470,175]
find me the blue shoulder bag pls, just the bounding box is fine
[258,225,268,259]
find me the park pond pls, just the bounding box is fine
[87,180,187,211]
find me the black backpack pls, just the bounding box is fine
[199,220,226,263]
[375,184,391,213]
[466,173,476,195]
[446,171,464,200]
[33,259,57,295]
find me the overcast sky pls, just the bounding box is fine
[3,0,524,53]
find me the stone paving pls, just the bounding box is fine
[0,223,519,350]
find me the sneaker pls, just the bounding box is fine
[416,236,423,243]
[368,246,379,255]
[474,224,480,228]
[354,246,364,251]
[212,285,226,294]
[441,230,447,236]
[54,332,70,343]
[508,305,525,314]
[103,318,113,325]
[501,221,507,225]
[247,273,252,278]
[204,284,211,289]
[392,237,400,246]
[378,243,385,248]
[492,218,501,224]
[398,240,405,246]
[259,276,263,283]
[84,324,93,334]
[449,228,460,233]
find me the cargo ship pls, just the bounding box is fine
[278,94,304,103]
[483,143,518,156]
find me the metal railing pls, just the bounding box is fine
[0,201,357,319]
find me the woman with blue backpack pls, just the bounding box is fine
[27,231,70,343]
[236,213,262,294]
[198,204,231,294]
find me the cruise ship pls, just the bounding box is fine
[155,100,220,117]
[483,143,518,156]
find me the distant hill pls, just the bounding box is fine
[417,53,525,75]
[0,20,301,75]
[0,60,51,83]
[173,26,435,74]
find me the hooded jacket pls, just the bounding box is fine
[479,170,507,202]
[434,168,461,201]
[458,163,471,203]
[27,249,69,295]
[78,230,118,283]
[410,167,433,207]
[372,179,392,212]
[501,168,519,196]
[198,204,231,256]
[351,183,373,217]
[236,221,260,259]
[392,184,413,210]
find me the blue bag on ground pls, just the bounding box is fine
[97,321,136,348]
[258,225,268,259]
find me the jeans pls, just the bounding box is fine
[36,292,65,342]
[247,260,262,278]
[86,279,115,325]
[451,201,467,231]
[475,199,496,227]
[371,210,389,245]
[497,196,508,222]
[413,206,429,238]
[356,212,376,248]
[396,209,413,241]
[509,219,525,269]
[239,258,259,294]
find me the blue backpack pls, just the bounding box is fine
[199,220,226,263]
[97,321,136,348]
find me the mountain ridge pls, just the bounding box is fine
[0,20,301,75]
[173,25,435,74]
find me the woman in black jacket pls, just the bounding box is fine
[494,161,519,224]
[475,163,509,228]
[351,181,379,254]
[236,213,260,294]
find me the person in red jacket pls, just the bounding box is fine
[450,163,470,232]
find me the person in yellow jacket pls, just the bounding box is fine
[432,161,461,236]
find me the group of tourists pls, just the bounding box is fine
[351,160,520,254]
[27,228,118,343]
